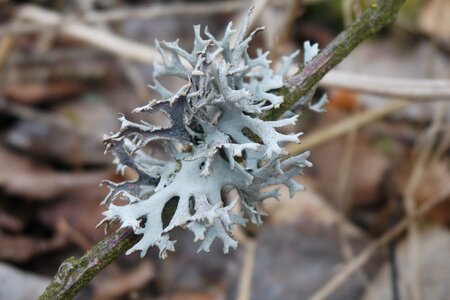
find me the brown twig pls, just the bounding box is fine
[402,102,446,300]
[286,100,409,155]
[334,108,369,285]
[17,5,161,65]
[83,1,248,24]
[320,70,450,101]
[236,239,257,300]
[39,1,406,298]
[0,1,249,36]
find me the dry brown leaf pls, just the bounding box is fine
[419,0,450,46]
[0,232,67,262]
[0,211,24,232]
[394,159,450,225]
[263,176,363,238]
[327,89,358,112]
[159,289,225,300]
[0,146,108,200]
[38,185,111,243]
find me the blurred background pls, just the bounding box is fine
[0,0,449,299]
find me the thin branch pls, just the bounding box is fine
[84,1,248,23]
[286,100,409,155]
[39,1,407,298]
[78,0,149,102]
[402,101,447,300]
[320,70,450,101]
[236,239,257,300]
[17,5,161,64]
[0,2,249,36]
[334,112,369,285]
[38,227,139,300]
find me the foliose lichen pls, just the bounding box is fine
[100,11,321,259]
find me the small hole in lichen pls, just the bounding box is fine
[242,127,261,143]
[162,196,179,229]
[218,148,229,163]
[188,196,196,216]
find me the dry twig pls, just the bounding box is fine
[236,239,257,300]
[84,1,248,23]
[402,101,447,300]
[320,70,450,101]
[18,5,161,65]
[334,110,369,285]
[286,100,409,155]
[0,1,249,36]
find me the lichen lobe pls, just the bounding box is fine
[101,10,312,258]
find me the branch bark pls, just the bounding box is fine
[39,0,406,298]
[38,228,138,299]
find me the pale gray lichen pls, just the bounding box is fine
[100,11,316,259]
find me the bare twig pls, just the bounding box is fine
[0,2,250,36]
[84,1,248,23]
[286,100,409,155]
[78,0,149,102]
[334,109,369,285]
[236,239,256,300]
[39,1,407,298]
[308,194,450,300]
[18,5,161,65]
[320,70,450,101]
[402,101,447,300]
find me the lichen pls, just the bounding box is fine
[100,10,314,259]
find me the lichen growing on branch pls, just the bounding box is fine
[100,10,317,259]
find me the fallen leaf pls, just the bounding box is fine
[38,184,112,243]
[0,211,24,232]
[159,289,225,300]
[327,89,358,112]
[419,0,450,47]
[0,232,66,262]
[263,176,363,238]
[394,159,450,226]
[311,133,390,208]
[0,146,109,200]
